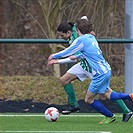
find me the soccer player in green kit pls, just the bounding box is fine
[53,16,133,122]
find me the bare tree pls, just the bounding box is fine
[1,0,125,76]
[0,0,2,98]
[37,0,91,77]
[37,0,66,77]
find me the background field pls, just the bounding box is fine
[0,113,133,133]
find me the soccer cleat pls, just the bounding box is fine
[98,114,116,124]
[62,105,80,115]
[122,111,133,122]
[129,93,133,101]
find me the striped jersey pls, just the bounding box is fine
[53,34,111,75]
[69,25,94,75]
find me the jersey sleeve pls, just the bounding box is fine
[58,58,77,64]
[52,38,84,59]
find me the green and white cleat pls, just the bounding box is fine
[62,105,80,115]
[122,111,133,122]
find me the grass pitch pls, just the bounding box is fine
[0,113,132,133]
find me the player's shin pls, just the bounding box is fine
[64,83,79,106]
[90,99,113,117]
[114,99,130,114]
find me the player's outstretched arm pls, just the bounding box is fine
[48,57,77,66]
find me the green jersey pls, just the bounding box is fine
[69,24,78,44]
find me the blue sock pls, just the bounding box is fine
[110,91,131,101]
[90,99,113,117]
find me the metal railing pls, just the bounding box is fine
[0,38,133,44]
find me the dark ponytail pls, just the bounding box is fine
[57,21,74,33]
[68,22,74,27]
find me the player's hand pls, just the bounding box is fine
[69,55,77,60]
[47,60,58,65]
[47,54,53,62]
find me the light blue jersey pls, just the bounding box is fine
[53,34,111,76]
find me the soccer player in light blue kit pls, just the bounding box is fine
[48,19,133,124]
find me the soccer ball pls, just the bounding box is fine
[44,107,60,122]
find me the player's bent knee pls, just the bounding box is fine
[60,77,65,85]
[60,77,69,86]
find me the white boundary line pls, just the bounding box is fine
[0,131,111,133]
[0,114,113,133]
[0,114,122,117]
[0,114,102,117]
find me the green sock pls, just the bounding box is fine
[114,99,130,114]
[64,83,79,107]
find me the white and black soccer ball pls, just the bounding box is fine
[44,107,60,122]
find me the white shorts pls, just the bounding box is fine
[67,62,93,82]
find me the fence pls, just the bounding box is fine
[0,38,133,43]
